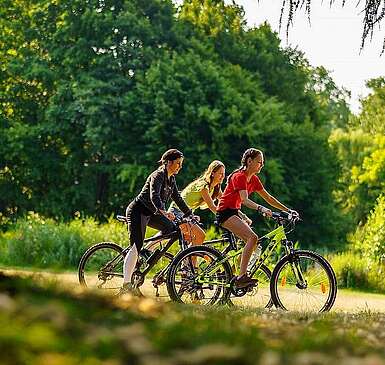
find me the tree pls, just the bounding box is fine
[1,0,351,246]
[276,0,385,51]
[353,77,385,134]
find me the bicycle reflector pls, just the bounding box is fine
[321,282,327,294]
[281,276,287,287]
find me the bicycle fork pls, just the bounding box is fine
[285,240,307,289]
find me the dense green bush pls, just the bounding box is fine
[0,212,130,269]
[349,195,385,262]
[330,252,385,293]
[0,213,204,269]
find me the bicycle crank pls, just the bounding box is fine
[230,277,257,297]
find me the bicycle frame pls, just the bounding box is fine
[99,226,189,282]
[128,226,191,279]
[196,224,297,287]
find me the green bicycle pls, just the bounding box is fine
[166,211,337,312]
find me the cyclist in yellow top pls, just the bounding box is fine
[169,160,225,244]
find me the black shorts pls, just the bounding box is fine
[216,209,240,226]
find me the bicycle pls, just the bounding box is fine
[166,211,338,312]
[173,224,273,307]
[78,215,194,298]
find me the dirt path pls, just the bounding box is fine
[2,268,385,313]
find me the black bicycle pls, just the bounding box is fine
[78,215,193,298]
[166,212,338,312]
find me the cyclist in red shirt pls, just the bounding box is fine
[216,148,298,288]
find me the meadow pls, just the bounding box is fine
[1,272,385,365]
[1,214,384,294]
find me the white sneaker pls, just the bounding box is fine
[117,283,143,297]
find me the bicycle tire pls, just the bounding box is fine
[270,250,337,312]
[78,242,124,291]
[166,245,233,305]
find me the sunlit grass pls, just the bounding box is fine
[1,271,385,365]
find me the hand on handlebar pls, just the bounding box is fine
[192,214,200,222]
[160,210,175,221]
[259,205,272,217]
[288,209,300,219]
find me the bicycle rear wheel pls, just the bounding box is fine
[166,245,232,305]
[78,242,124,294]
[270,250,337,312]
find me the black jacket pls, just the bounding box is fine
[137,166,191,216]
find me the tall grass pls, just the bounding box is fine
[0,212,130,269]
[1,272,385,365]
[2,214,385,294]
[330,252,385,293]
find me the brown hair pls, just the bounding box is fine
[227,148,263,184]
[158,149,184,165]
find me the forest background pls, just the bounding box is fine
[0,0,384,292]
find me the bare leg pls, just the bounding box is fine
[222,215,258,277]
[191,224,206,245]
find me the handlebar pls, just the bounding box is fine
[174,215,200,226]
[116,214,199,226]
[270,211,301,226]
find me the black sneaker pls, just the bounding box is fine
[235,274,258,288]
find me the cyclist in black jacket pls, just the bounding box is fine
[120,149,192,295]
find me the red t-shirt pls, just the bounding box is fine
[217,170,264,211]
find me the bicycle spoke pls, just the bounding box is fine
[273,252,335,312]
[168,248,230,305]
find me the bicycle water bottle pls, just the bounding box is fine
[247,244,262,273]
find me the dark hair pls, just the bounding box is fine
[159,149,184,165]
[227,148,263,184]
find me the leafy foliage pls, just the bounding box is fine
[350,195,385,262]
[0,212,129,269]
[330,251,385,293]
[1,0,351,246]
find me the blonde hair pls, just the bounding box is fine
[192,160,225,200]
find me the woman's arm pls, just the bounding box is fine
[239,190,272,216]
[256,189,290,212]
[238,210,252,225]
[149,169,166,214]
[201,187,217,214]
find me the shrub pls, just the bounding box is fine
[330,252,385,293]
[0,212,129,269]
[349,194,385,261]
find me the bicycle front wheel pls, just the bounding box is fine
[78,242,124,293]
[167,245,233,305]
[270,250,337,312]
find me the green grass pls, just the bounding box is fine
[1,272,385,365]
[1,214,385,294]
[330,252,385,294]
